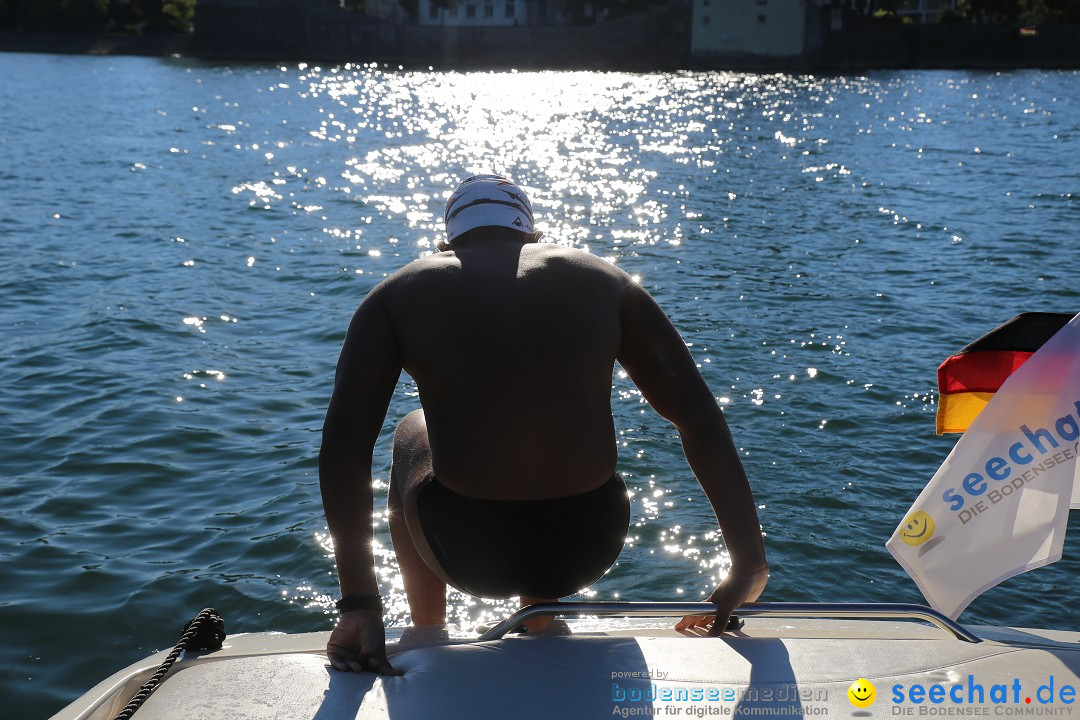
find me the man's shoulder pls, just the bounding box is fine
[399,251,459,273]
[372,244,633,302]
[522,243,631,280]
[377,253,458,287]
[355,255,454,315]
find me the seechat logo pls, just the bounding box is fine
[897,511,945,556]
[890,675,1077,706]
[848,679,877,709]
[898,512,935,546]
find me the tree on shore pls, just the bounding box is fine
[953,0,1080,23]
[0,0,196,33]
[861,0,1080,23]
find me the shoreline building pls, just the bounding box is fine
[418,0,523,25]
[690,0,812,61]
[416,0,566,26]
[689,1,961,65]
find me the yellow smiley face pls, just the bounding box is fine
[898,511,935,547]
[848,678,876,708]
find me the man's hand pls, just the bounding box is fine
[326,608,403,675]
[675,566,769,636]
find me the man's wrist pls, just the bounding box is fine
[335,594,383,612]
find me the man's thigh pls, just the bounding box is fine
[389,410,458,587]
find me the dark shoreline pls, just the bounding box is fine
[0,31,191,59]
[3,24,1080,72]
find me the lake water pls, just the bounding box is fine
[1,53,1077,718]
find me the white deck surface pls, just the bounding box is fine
[53,618,1080,720]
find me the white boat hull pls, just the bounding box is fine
[52,609,1080,719]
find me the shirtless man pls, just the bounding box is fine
[319,175,768,674]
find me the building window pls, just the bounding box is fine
[702,0,709,5]
[450,4,457,16]
[466,3,475,16]
[429,3,439,17]
[484,2,493,15]
[757,13,766,22]
[505,0,514,16]
[702,14,709,24]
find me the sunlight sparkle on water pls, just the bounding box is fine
[301,68,708,249]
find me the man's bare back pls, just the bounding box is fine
[319,176,768,675]
[372,236,625,499]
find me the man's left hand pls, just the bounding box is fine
[326,608,403,675]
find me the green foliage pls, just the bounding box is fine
[955,0,1020,23]
[160,0,196,32]
[64,0,110,27]
[0,0,195,33]
[952,0,1080,23]
[109,0,146,27]
[1019,0,1050,23]
[937,6,966,22]
[3,0,63,30]
[937,0,1080,22]
[1031,0,1080,21]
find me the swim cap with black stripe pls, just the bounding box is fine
[444,175,535,243]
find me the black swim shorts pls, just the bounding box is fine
[415,473,630,599]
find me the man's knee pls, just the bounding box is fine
[391,409,431,490]
[392,409,428,454]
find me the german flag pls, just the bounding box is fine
[936,312,1074,434]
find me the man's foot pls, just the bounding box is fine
[522,619,572,636]
[398,624,451,646]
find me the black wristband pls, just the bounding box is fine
[335,594,383,612]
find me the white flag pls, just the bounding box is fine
[886,312,1080,619]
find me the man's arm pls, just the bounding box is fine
[617,281,768,634]
[319,287,403,673]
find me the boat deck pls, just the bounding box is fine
[54,605,1080,720]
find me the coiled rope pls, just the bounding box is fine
[112,607,226,720]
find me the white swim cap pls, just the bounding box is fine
[443,175,535,243]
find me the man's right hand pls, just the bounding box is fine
[675,565,769,636]
[326,608,403,675]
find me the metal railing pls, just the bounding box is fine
[477,601,980,643]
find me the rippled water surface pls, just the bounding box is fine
[2,54,1078,717]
